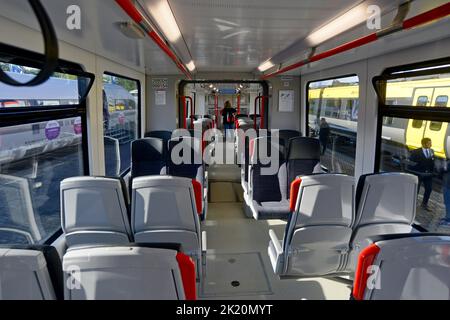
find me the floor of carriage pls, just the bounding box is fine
[199,170,351,300]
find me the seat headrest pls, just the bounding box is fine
[287,137,320,160]
[276,130,301,146]
[0,244,63,300]
[292,174,354,228]
[144,130,173,141]
[355,172,418,226]
[132,175,193,189]
[249,136,283,163]
[104,136,118,146]
[132,138,165,162]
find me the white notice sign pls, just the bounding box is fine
[155,90,166,106]
[278,90,294,112]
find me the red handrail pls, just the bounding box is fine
[115,0,192,79]
[237,93,241,114]
[181,96,194,129]
[254,96,268,130]
[262,2,450,79]
[214,95,219,128]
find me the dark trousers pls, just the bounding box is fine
[418,175,433,206]
[320,139,327,155]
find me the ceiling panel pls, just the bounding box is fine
[164,0,360,72]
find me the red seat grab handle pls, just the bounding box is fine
[352,244,381,300]
[176,252,197,300]
[289,178,302,212]
[191,179,203,215]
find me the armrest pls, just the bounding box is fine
[201,231,207,254]
[269,229,282,255]
[268,229,285,275]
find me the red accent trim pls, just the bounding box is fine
[176,252,197,300]
[192,179,203,215]
[115,0,143,24]
[402,3,450,30]
[262,3,450,79]
[114,0,192,79]
[352,243,381,300]
[237,93,241,114]
[182,96,187,129]
[249,138,255,160]
[309,33,378,63]
[289,178,302,212]
[260,96,266,130]
[181,96,194,129]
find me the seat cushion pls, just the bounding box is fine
[251,200,290,220]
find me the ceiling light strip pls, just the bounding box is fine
[115,0,192,79]
[262,2,450,79]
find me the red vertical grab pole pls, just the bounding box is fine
[185,96,194,130]
[237,93,241,114]
[181,96,187,129]
[215,95,219,128]
[260,96,266,130]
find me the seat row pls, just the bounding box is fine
[242,134,322,220]
[3,230,450,299]
[268,172,420,278]
[131,133,208,220]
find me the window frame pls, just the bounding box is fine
[305,74,358,137]
[373,57,450,173]
[0,44,94,245]
[102,71,142,177]
[373,57,450,233]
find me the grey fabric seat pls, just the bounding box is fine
[168,136,207,220]
[144,130,173,150]
[268,174,355,277]
[0,174,42,244]
[131,137,167,178]
[352,233,450,300]
[347,172,419,272]
[60,177,132,247]
[245,136,290,220]
[131,176,207,280]
[274,130,301,158]
[63,244,196,300]
[0,245,63,300]
[104,136,121,177]
[286,137,322,199]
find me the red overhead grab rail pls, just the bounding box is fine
[262,2,450,79]
[181,96,194,129]
[253,95,267,130]
[115,0,192,79]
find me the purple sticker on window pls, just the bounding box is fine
[73,117,82,134]
[45,120,61,140]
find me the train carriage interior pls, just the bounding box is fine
[0,0,450,301]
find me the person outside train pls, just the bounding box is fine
[409,137,435,212]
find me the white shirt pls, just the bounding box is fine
[422,148,432,159]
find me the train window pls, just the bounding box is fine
[412,119,424,128]
[0,117,85,244]
[379,117,450,233]
[436,95,448,107]
[416,96,428,107]
[0,52,92,245]
[375,59,450,232]
[307,75,359,176]
[102,73,140,176]
[0,63,91,108]
[383,72,450,108]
